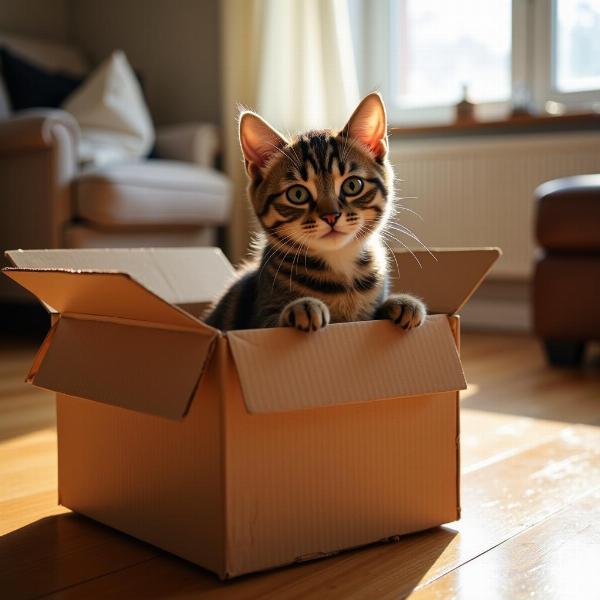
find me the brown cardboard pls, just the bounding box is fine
[35,317,215,419]
[389,247,501,314]
[3,269,216,330]
[4,246,499,579]
[228,315,465,413]
[5,247,235,306]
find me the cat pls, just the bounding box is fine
[205,92,426,332]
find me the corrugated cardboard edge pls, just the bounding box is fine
[448,315,462,521]
[216,336,232,580]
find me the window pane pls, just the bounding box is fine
[389,0,512,108]
[555,0,600,92]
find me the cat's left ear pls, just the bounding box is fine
[341,92,388,159]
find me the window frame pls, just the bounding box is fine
[533,0,600,110]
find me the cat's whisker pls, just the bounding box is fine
[264,141,302,169]
[258,233,297,282]
[383,224,437,261]
[381,237,403,279]
[289,234,309,291]
[271,234,304,294]
[380,231,423,269]
[285,135,303,168]
[288,244,298,291]
[391,205,424,221]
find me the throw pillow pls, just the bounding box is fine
[0,46,82,110]
[62,50,155,166]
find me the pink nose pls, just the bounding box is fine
[321,212,341,226]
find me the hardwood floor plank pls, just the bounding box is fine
[410,487,600,600]
[460,410,565,472]
[0,491,67,535]
[459,334,600,426]
[0,429,57,504]
[41,425,600,600]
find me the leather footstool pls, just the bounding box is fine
[534,175,600,366]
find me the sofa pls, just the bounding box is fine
[0,33,232,302]
[534,174,600,366]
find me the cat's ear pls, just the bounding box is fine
[341,92,388,159]
[239,111,288,176]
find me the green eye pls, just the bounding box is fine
[342,176,364,196]
[286,185,311,204]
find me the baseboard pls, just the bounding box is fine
[460,279,532,333]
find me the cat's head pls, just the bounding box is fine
[239,93,392,254]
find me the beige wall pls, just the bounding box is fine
[67,0,222,126]
[0,0,69,40]
[0,0,221,126]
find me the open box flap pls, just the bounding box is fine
[29,316,214,419]
[3,269,217,334]
[5,247,235,305]
[390,248,501,314]
[227,315,466,414]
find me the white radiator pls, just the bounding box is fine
[389,132,600,279]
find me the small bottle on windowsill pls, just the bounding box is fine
[455,84,476,124]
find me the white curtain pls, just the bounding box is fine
[222,0,359,262]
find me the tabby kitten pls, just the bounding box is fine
[205,92,426,332]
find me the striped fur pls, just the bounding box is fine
[205,93,426,332]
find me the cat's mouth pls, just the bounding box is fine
[321,229,347,239]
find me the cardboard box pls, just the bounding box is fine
[4,246,500,579]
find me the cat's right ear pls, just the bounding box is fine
[239,111,288,177]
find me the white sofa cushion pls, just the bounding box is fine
[74,160,231,227]
[63,50,154,166]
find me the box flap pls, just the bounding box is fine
[390,248,501,314]
[5,247,235,304]
[30,316,213,419]
[227,315,466,414]
[3,269,215,333]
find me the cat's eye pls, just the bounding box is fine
[286,185,312,204]
[342,176,364,196]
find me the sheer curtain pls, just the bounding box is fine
[222,0,359,262]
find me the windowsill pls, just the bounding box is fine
[390,112,600,139]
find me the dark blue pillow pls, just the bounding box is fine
[0,46,82,110]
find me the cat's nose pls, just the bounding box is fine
[320,212,341,226]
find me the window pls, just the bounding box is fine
[554,0,600,93]
[389,1,512,109]
[351,0,600,124]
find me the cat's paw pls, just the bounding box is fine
[280,298,330,332]
[377,294,426,330]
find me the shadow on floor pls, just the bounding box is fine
[0,512,457,599]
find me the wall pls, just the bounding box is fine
[0,0,69,41]
[67,0,221,126]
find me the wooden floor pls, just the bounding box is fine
[1,332,599,599]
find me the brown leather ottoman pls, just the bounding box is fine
[534,175,600,366]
